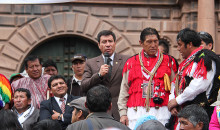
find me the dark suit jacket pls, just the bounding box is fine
[39,95,78,130]
[81,53,129,121]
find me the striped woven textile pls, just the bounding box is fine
[0,74,12,108]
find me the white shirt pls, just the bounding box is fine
[54,94,68,107]
[169,60,216,105]
[73,75,82,85]
[54,94,67,121]
[15,109,24,118]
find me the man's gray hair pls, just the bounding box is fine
[178,104,209,130]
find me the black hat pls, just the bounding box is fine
[71,55,86,63]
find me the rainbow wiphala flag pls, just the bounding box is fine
[0,74,12,108]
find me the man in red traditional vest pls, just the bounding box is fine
[118,27,178,129]
[168,28,220,129]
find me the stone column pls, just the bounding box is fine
[197,0,215,50]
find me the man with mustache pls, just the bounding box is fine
[39,75,79,130]
[11,55,50,109]
[118,27,178,129]
[81,30,129,121]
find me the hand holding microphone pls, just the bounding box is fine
[99,52,110,77]
[104,52,110,65]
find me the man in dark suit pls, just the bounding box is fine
[39,75,79,130]
[81,30,129,121]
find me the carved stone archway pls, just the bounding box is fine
[0,12,136,78]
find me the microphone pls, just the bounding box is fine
[104,52,110,65]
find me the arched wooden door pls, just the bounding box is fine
[21,36,101,79]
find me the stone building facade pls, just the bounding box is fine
[0,0,218,78]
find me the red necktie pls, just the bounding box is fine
[60,98,65,114]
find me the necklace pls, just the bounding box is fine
[139,52,163,111]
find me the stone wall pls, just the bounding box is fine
[0,0,217,78]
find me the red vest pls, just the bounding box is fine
[123,51,177,107]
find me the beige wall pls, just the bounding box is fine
[0,0,219,78]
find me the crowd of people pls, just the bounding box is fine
[0,28,220,130]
